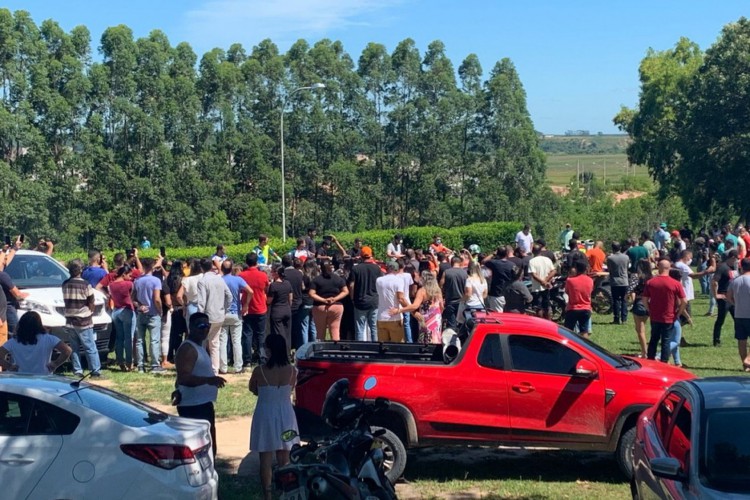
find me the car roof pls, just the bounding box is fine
[0,373,88,396]
[474,312,559,333]
[15,249,49,256]
[684,377,750,410]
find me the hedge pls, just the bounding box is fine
[54,221,523,264]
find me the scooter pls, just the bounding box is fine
[274,377,397,500]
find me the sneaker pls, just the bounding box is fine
[137,366,146,373]
[151,366,166,374]
[73,371,84,377]
[219,370,228,375]
[90,371,103,378]
[234,368,246,375]
[713,340,721,347]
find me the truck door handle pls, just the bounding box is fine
[512,383,535,393]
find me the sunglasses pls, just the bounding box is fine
[196,323,210,330]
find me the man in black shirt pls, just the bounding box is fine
[713,250,738,346]
[348,247,382,341]
[441,256,468,330]
[282,255,305,349]
[483,247,515,312]
[436,252,451,283]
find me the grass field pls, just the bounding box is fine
[80,289,742,499]
[545,153,650,187]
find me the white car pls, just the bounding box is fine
[5,250,112,358]
[0,374,218,499]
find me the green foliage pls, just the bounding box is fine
[0,10,547,251]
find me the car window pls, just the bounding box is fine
[0,392,80,436]
[508,335,581,375]
[655,391,682,445]
[478,334,504,370]
[4,254,69,288]
[667,400,691,471]
[701,409,750,493]
[62,385,167,428]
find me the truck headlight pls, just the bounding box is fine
[18,300,53,315]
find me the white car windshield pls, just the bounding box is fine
[4,254,70,288]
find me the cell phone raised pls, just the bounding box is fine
[4,235,10,246]
[19,234,25,243]
[160,246,166,258]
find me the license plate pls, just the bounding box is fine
[197,448,211,470]
[281,487,306,500]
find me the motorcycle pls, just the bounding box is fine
[274,376,398,500]
[525,275,568,323]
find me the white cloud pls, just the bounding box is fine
[179,0,401,52]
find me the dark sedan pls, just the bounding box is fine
[632,376,750,499]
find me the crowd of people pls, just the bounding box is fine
[3,222,750,497]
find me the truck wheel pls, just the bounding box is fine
[616,426,636,479]
[372,426,407,484]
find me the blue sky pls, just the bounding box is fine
[3,1,748,133]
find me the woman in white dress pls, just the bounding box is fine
[249,334,299,500]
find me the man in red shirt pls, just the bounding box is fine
[239,253,265,367]
[564,260,594,338]
[643,259,687,362]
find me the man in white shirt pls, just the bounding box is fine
[674,250,706,318]
[515,225,533,254]
[527,244,555,320]
[386,234,405,260]
[375,261,408,342]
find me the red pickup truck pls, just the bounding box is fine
[294,313,694,479]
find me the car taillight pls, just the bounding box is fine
[297,367,325,386]
[276,470,300,491]
[120,444,196,470]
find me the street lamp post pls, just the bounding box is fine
[280,83,326,242]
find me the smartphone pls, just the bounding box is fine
[4,235,10,246]
[19,234,25,243]
[160,246,166,258]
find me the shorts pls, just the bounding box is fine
[735,318,750,340]
[631,298,648,317]
[532,290,550,310]
[564,310,591,334]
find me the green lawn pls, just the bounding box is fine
[545,153,650,188]
[84,290,741,499]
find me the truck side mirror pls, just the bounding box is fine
[575,359,599,379]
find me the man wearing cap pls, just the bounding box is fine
[671,231,687,253]
[348,246,382,342]
[559,223,574,252]
[376,261,408,342]
[469,244,481,263]
[654,223,669,251]
[175,312,227,457]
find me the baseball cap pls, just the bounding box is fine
[361,246,373,258]
[671,230,680,237]
[660,222,668,229]
[469,244,481,254]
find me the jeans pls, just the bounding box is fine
[611,285,628,323]
[6,306,18,335]
[708,288,717,315]
[300,304,317,343]
[668,319,682,365]
[68,326,101,374]
[648,321,674,362]
[242,313,267,365]
[136,313,162,369]
[713,298,735,344]
[403,312,413,343]
[220,313,243,372]
[160,311,172,361]
[291,307,305,350]
[186,303,199,320]
[112,307,134,366]
[699,265,711,295]
[354,307,378,342]
[443,301,460,330]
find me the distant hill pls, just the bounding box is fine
[539,134,630,155]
